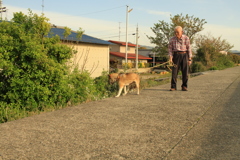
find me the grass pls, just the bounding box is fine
[140,72,171,89]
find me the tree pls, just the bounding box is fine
[12,10,51,40]
[63,26,71,42]
[0,10,73,110]
[194,34,234,53]
[194,34,234,68]
[148,14,207,55]
[76,27,85,40]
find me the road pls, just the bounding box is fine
[0,66,240,160]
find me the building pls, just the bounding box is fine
[138,49,168,66]
[50,27,112,78]
[108,40,152,68]
[219,51,228,55]
[230,50,240,56]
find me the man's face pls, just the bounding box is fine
[175,28,183,39]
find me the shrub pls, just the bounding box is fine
[0,12,75,122]
[144,63,150,68]
[190,61,207,73]
[228,53,240,64]
[127,62,133,68]
[94,71,118,98]
[67,69,98,104]
[138,62,145,68]
[0,102,23,123]
[122,63,130,69]
[215,54,234,70]
[209,66,218,70]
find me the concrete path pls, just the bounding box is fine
[0,66,240,160]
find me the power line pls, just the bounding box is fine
[87,27,119,34]
[51,5,125,18]
[77,5,125,16]
[98,33,136,40]
[94,28,135,37]
[48,5,125,20]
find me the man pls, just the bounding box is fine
[168,26,192,91]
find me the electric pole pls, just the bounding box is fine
[0,0,7,20]
[135,24,139,70]
[125,5,133,66]
[42,0,44,14]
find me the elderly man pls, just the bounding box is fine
[168,26,192,91]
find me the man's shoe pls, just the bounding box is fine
[170,88,176,91]
[182,87,188,91]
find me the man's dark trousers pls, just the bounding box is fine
[171,52,189,89]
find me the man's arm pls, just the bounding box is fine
[168,39,173,63]
[186,36,192,59]
[186,36,192,65]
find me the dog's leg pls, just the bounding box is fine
[126,85,130,93]
[115,86,124,97]
[122,85,129,96]
[136,81,140,95]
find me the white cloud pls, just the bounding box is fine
[146,10,171,17]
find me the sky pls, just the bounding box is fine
[2,0,240,51]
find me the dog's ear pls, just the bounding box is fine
[117,74,120,79]
[108,74,113,84]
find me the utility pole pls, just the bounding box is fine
[0,0,7,20]
[42,0,44,14]
[135,24,139,70]
[125,5,133,67]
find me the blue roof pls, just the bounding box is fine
[49,28,112,45]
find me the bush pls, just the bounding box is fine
[67,69,98,104]
[0,20,73,111]
[0,12,78,122]
[138,62,145,68]
[228,53,240,64]
[144,63,150,68]
[215,54,235,70]
[209,66,218,70]
[94,71,118,98]
[122,63,130,69]
[0,102,23,123]
[190,61,207,73]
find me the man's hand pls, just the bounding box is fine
[169,56,173,64]
[188,60,192,66]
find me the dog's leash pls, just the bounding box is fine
[150,60,177,71]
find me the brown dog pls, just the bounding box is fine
[109,73,140,97]
[108,73,119,84]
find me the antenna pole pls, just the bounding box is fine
[0,0,7,20]
[135,24,139,70]
[42,0,44,14]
